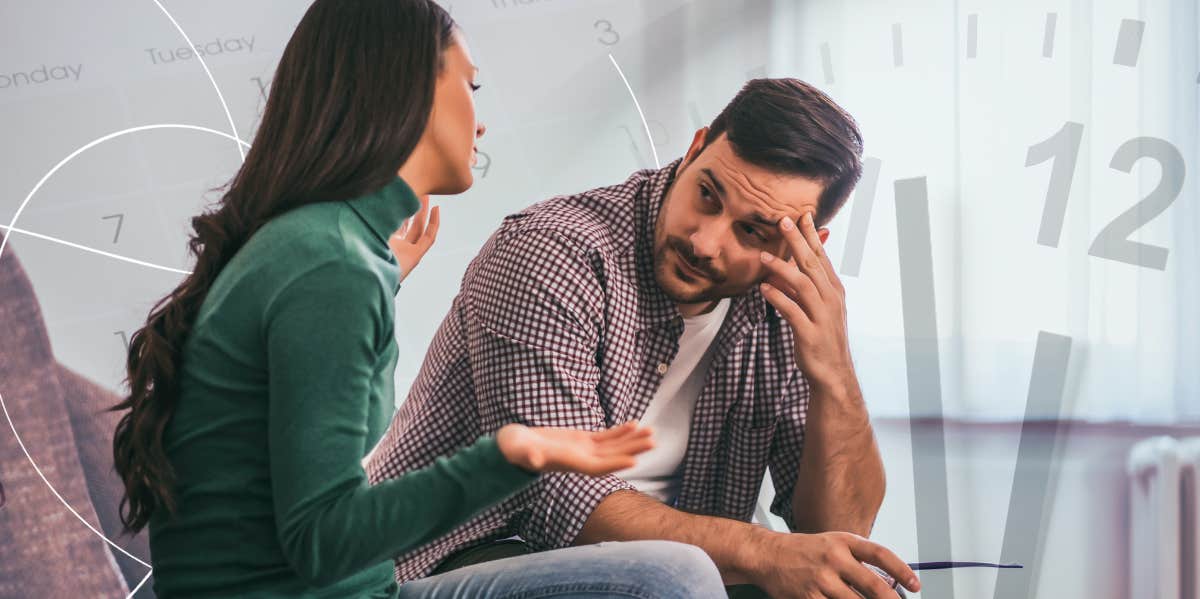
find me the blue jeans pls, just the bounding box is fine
[395,540,726,598]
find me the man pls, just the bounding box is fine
[366,78,920,599]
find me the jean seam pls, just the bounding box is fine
[499,582,658,599]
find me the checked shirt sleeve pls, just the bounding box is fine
[461,227,637,550]
[768,369,810,532]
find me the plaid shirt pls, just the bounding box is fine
[365,158,810,582]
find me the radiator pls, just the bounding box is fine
[1128,436,1200,599]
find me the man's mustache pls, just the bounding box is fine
[667,237,725,283]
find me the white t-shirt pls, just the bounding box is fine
[615,297,731,504]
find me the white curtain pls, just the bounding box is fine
[763,0,1200,424]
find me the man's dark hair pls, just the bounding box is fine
[702,78,864,226]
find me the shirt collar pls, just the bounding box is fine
[632,159,768,333]
[343,175,422,247]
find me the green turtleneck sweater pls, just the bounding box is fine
[147,177,539,598]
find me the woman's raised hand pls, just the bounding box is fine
[388,194,440,283]
[495,421,654,477]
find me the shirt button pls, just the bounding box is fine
[657,362,668,375]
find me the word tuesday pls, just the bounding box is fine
[0,64,83,89]
[145,36,255,65]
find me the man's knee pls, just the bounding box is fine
[614,540,723,593]
[661,540,719,575]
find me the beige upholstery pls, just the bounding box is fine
[0,244,153,598]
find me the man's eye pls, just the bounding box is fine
[741,225,766,241]
[699,184,714,201]
[470,83,482,92]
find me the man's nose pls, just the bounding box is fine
[688,227,721,261]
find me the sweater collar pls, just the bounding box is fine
[343,175,422,247]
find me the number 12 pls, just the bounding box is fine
[1026,121,1185,270]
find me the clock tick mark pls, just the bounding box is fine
[966,14,978,59]
[1042,13,1058,58]
[820,42,835,84]
[892,23,904,67]
[839,157,881,277]
[1113,19,1145,67]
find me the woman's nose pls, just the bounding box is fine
[476,122,487,139]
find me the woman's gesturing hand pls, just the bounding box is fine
[495,421,654,476]
[388,194,440,283]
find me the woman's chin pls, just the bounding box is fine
[429,172,473,196]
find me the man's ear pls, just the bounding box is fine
[818,227,830,245]
[676,127,709,177]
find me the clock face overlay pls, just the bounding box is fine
[0,1,1195,597]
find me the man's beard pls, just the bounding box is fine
[652,175,727,304]
[652,235,727,304]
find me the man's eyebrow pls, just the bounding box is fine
[701,168,783,229]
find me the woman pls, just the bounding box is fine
[110,1,726,598]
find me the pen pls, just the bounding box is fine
[863,561,1023,589]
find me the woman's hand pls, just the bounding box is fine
[388,195,440,283]
[495,421,654,476]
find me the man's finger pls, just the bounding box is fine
[762,273,818,322]
[761,253,821,318]
[821,584,861,599]
[848,538,920,593]
[799,211,844,295]
[799,212,832,271]
[778,216,833,297]
[760,282,815,331]
[841,561,901,599]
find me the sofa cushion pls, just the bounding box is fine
[0,244,133,597]
[58,361,154,595]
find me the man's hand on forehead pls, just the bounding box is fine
[772,213,802,260]
[757,211,855,393]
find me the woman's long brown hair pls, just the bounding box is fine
[110,0,458,534]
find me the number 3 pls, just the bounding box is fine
[595,19,619,46]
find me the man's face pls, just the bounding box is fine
[653,130,830,306]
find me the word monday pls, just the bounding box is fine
[146,36,256,65]
[0,64,83,89]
